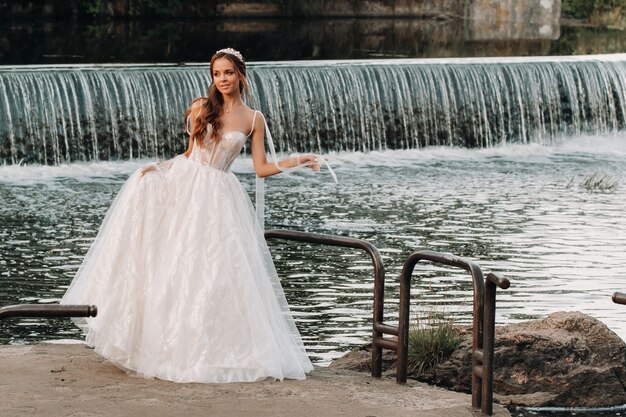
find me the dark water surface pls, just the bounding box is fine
[1,18,625,65]
[2,134,626,369]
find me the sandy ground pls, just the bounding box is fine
[0,344,510,417]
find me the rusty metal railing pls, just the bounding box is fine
[389,250,509,416]
[266,230,509,414]
[0,304,97,321]
[613,292,626,305]
[264,229,386,373]
[481,272,510,415]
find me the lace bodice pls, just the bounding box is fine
[188,131,248,172]
[186,110,257,172]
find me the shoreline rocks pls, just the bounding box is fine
[330,311,626,408]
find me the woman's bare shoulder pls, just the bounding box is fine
[247,107,264,120]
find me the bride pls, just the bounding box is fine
[60,48,326,383]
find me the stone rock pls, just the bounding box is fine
[430,311,626,408]
[330,312,626,408]
[329,343,397,374]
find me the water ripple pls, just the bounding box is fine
[2,137,626,365]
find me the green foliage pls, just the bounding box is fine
[562,0,625,20]
[83,0,113,16]
[129,0,184,16]
[81,0,185,17]
[407,310,462,375]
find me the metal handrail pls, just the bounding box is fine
[264,229,386,373]
[397,251,484,390]
[613,292,626,305]
[392,250,509,416]
[0,304,97,320]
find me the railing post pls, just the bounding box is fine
[482,272,510,415]
[396,253,419,384]
[372,265,384,378]
[468,262,485,410]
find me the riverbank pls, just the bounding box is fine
[0,343,510,416]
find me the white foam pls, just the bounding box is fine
[554,132,626,155]
[0,160,147,184]
[0,131,624,183]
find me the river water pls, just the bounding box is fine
[2,133,625,371]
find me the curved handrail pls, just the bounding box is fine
[397,250,485,393]
[265,229,383,268]
[401,250,486,296]
[264,229,386,374]
[0,304,97,320]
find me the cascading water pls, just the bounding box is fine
[1,55,626,165]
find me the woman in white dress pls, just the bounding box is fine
[60,48,322,383]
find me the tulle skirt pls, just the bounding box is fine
[61,156,313,383]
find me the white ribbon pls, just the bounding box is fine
[255,113,338,229]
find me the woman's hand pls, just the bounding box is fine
[139,164,157,177]
[293,154,321,171]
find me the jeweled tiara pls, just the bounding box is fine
[216,48,244,63]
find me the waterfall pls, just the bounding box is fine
[1,56,625,165]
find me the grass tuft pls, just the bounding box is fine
[579,173,618,192]
[407,310,462,375]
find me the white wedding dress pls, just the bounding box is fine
[61,111,314,383]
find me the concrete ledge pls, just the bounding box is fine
[0,344,511,416]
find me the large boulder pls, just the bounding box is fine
[330,311,626,408]
[431,311,626,407]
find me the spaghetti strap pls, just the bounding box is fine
[247,111,258,137]
[254,112,337,229]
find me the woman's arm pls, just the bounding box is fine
[183,99,206,158]
[251,113,320,178]
[140,100,200,176]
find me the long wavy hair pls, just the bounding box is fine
[185,51,250,144]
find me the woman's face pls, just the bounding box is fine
[212,57,241,96]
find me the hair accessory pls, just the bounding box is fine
[216,48,244,63]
